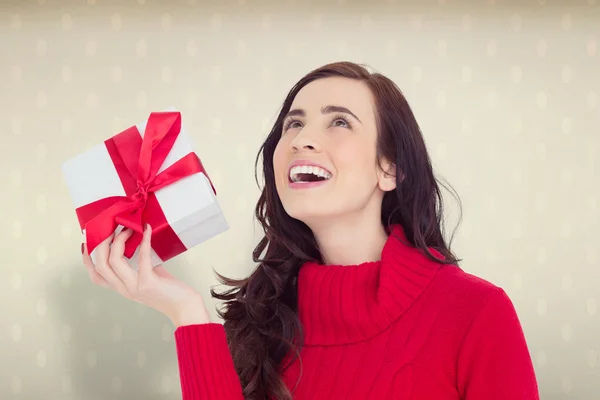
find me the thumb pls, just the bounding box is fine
[138,223,154,278]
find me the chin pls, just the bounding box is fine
[283,201,336,224]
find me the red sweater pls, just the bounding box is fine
[174,226,540,399]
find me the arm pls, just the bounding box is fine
[175,323,245,400]
[457,288,540,400]
[172,296,244,399]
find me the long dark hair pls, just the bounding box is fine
[211,61,462,399]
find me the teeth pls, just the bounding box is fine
[289,165,332,182]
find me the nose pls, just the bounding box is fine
[289,128,322,153]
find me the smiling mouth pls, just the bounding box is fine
[289,165,332,183]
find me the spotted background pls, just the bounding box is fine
[1,0,599,399]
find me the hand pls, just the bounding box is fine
[82,224,212,327]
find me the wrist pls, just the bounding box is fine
[170,295,212,327]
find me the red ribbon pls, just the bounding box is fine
[75,111,215,261]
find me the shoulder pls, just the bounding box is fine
[434,269,540,398]
[382,263,524,364]
[404,263,531,367]
[428,264,522,330]
[436,263,511,304]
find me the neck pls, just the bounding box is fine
[308,212,389,265]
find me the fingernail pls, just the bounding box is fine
[80,243,84,254]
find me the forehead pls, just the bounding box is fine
[290,77,376,121]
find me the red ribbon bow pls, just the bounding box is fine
[75,111,215,261]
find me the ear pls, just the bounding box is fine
[377,159,399,192]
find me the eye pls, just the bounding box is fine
[283,118,302,131]
[332,118,348,128]
[331,114,353,129]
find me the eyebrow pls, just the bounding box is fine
[285,105,362,123]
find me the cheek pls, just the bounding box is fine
[334,141,378,182]
[272,140,288,180]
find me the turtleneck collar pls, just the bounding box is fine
[297,224,443,346]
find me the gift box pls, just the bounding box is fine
[61,107,228,269]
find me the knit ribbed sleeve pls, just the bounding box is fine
[174,323,244,400]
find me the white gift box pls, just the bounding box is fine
[61,107,229,269]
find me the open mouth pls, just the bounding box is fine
[289,165,332,183]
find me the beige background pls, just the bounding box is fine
[1,0,599,399]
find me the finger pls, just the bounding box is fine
[108,228,139,291]
[138,224,155,282]
[82,243,111,288]
[94,233,131,296]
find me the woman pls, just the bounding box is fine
[82,61,540,399]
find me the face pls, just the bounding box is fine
[272,76,396,227]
